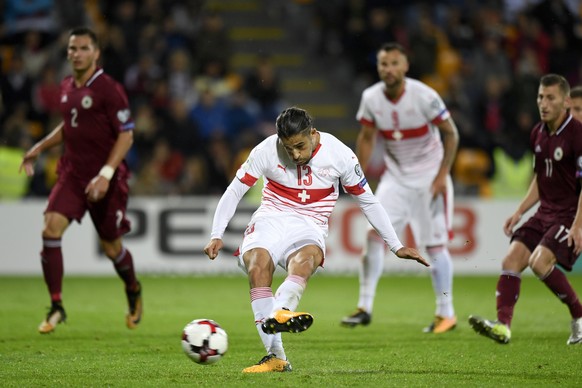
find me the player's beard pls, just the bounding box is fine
[383,74,402,89]
[293,153,313,166]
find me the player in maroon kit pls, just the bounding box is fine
[20,27,142,334]
[469,74,582,345]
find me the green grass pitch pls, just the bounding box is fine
[1,274,581,387]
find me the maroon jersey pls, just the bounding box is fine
[531,114,582,221]
[58,68,134,182]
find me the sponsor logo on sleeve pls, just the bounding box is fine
[241,157,252,172]
[117,109,131,123]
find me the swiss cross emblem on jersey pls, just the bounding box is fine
[298,189,311,202]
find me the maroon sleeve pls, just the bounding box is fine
[106,82,135,133]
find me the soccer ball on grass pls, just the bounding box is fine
[181,319,228,364]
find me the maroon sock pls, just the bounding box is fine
[41,238,64,302]
[113,247,138,291]
[496,272,521,327]
[541,267,582,319]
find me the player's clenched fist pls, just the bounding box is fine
[204,239,224,260]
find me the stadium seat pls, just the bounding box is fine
[453,148,492,197]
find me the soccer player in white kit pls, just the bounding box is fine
[204,107,429,373]
[341,42,460,334]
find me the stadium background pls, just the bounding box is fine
[1,0,582,274]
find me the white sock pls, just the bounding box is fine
[250,287,286,358]
[270,334,286,360]
[273,275,306,312]
[427,246,455,317]
[357,236,386,313]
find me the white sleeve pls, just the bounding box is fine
[210,178,252,239]
[353,190,404,254]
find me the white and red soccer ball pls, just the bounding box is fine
[181,319,228,365]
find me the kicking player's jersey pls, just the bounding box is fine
[356,77,449,188]
[531,114,582,221]
[236,132,368,235]
[58,68,134,183]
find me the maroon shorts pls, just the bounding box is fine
[512,214,577,271]
[46,172,131,241]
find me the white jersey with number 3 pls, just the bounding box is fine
[236,132,368,235]
[356,77,450,188]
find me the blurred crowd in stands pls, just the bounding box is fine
[1,0,581,199]
[311,0,582,197]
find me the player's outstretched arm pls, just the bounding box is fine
[395,247,430,267]
[504,176,539,236]
[205,178,252,261]
[19,122,64,176]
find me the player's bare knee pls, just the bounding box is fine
[247,266,273,288]
[288,257,315,278]
[42,225,63,239]
[501,255,527,273]
[42,213,68,238]
[103,247,121,260]
[501,242,530,272]
[100,240,122,259]
[528,247,555,277]
[528,258,542,277]
[528,257,548,277]
[288,249,322,277]
[244,249,274,287]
